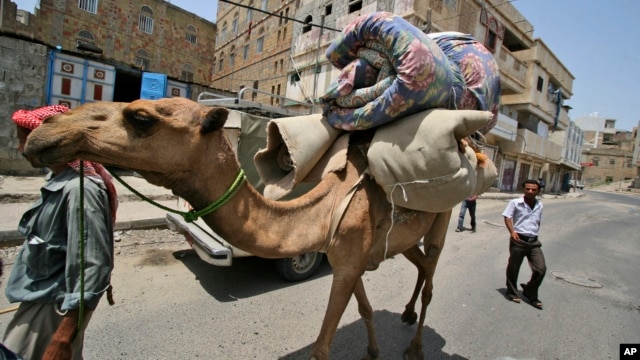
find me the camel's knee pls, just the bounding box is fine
[425,243,440,259]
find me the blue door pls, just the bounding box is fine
[140,72,167,100]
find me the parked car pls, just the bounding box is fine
[568,179,585,190]
[166,94,323,282]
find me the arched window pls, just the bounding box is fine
[229,46,236,68]
[220,22,228,42]
[256,28,265,53]
[232,13,239,33]
[302,15,312,33]
[136,49,150,70]
[138,6,154,34]
[247,1,253,24]
[78,30,95,41]
[218,52,225,72]
[181,64,194,82]
[186,24,197,44]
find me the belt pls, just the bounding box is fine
[517,234,538,242]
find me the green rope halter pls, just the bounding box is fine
[108,169,247,223]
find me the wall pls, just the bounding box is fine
[0,36,49,175]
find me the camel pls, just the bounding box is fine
[24,97,475,360]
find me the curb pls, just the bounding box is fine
[0,218,169,244]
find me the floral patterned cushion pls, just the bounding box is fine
[321,12,501,134]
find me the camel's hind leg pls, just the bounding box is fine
[401,244,426,325]
[403,210,452,360]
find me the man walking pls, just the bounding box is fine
[455,194,477,232]
[502,179,546,309]
[3,106,118,359]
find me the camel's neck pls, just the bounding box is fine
[174,130,341,259]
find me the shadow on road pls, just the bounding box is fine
[172,249,332,301]
[278,309,469,359]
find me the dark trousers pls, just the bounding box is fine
[506,239,546,300]
[457,200,476,230]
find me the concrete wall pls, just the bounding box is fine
[0,36,49,175]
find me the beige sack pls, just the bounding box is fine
[367,109,496,213]
[254,114,345,200]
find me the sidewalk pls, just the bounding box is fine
[0,173,585,245]
[0,173,180,244]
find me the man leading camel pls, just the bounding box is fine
[3,106,117,359]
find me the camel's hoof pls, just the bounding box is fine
[401,310,418,325]
[360,346,380,360]
[403,346,425,360]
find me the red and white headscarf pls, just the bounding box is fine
[12,105,119,223]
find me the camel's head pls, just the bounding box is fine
[24,98,230,186]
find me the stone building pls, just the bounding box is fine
[576,114,637,186]
[0,0,225,174]
[212,0,312,113]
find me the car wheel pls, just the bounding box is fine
[275,252,323,282]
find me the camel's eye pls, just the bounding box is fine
[123,108,157,135]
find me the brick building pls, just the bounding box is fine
[1,0,217,85]
[212,0,307,110]
[576,114,637,186]
[0,0,227,174]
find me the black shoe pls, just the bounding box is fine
[471,228,476,233]
[455,228,462,232]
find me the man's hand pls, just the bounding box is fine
[43,310,78,360]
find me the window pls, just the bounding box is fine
[138,6,154,34]
[348,0,362,13]
[592,157,599,166]
[271,85,275,105]
[229,46,235,68]
[484,19,497,53]
[218,53,224,71]
[232,13,239,33]
[135,49,150,70]
[609,158,616,165]
[181,64,194,82]
[78,0,98,14]
[186,25,197,44]
[302,15,312,33]
[243,45,249,60]
[220,23,228,42]
[325,4,332,15]
[247,1,253,23]
[274,60,278,73]
[212,57,217,74]
[78,30,95,41]
[537,76,544,92]
[252,80,259,101]
[256,36,264,53]
[284,8,289,23]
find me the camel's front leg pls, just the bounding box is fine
[404,210,451,360]
[353,277,380,360]
[310,269,361,360]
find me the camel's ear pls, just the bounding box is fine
[201,107,229,134]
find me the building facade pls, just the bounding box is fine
[576,114,637,186]
[0,0,225,174]
[212,0,306,110]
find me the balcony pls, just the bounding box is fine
[496,46,528,94]
[499,129,563,164]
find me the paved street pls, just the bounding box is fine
[0,190,637,359]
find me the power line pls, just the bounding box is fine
[218,0,340,32]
